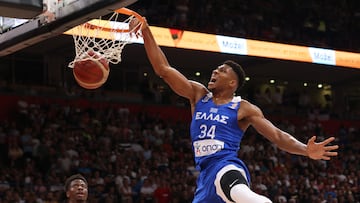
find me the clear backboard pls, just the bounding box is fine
[0,0,137,56]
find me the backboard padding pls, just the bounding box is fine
[0,0,137,56]
[0,0,43,19]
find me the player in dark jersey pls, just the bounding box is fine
[130,18,339,203]
[64,174,88,203]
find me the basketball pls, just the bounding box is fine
[73,51,110,89]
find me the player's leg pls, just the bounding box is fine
[230,184,272,203]
[214,164,272,203]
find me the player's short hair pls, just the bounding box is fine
[223,60,246,89]
[64,174,88,192]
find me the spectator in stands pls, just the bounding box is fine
[271,87,283,106]
[153,178,172,203]
[0,127,6,167]
[262,87,273,106]
[40,3,55,23]
[140,177,156,203]
[64,174,88,203]
[120,178,133,203]
[7,135,23,167]
[20,127,34,160]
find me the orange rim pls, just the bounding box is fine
[83,8,144,33]
[115,8,144,22]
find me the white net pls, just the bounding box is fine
[68,12,137,68]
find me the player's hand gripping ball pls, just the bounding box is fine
[73,51,110,89]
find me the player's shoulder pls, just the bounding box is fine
[240,99,262,114]
[240,98,251,105]
[189,80,210,103]
[190,80,206,88]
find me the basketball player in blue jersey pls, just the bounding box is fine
[130,18,339,203]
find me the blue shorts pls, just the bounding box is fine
[192,159,250,203]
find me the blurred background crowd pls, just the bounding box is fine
[0,97,358,203]
[0,0,359,203]
[131,0,360,53]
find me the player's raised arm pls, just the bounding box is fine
[130,18,198,101]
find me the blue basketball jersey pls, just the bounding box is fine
[190,93,251,203]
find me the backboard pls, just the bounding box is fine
[0,0,43,19]
[0,0,137,56]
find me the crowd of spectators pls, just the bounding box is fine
[130,0,360,53]
[0,98,358,203]
[0,2,359,202]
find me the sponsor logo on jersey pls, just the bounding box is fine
[193,139,224,157]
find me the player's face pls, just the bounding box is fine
[208,64,237,91]
[67,179,88,202]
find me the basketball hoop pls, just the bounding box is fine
[67,8,144,68]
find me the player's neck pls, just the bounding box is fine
[212,93,233,105]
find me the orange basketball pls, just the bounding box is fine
[73,51,110,89]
